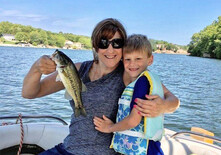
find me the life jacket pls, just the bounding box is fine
[110,70,164,155]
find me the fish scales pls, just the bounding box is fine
[60,65,82,109]
[51,49,87,117]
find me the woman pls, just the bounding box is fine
[22,18,179,154]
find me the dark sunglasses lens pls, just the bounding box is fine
[112,39,124,49]
[98,38,124,49]
[98,39,109,49]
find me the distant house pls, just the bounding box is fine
[203,53,211,58]
[64,40,83,49]
[64,40,74,49]
[65,40,74,46]
[156,44,164,49]
[156,44,166,50]
[1,34,15,41]
[72,42,83,49]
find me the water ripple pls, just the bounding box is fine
[0,47,221,140]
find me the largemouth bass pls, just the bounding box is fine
[51,49,87,117]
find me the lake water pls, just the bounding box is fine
[0,46,221,142]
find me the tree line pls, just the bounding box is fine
[0,21,188,52]
[188,16,221,59]
[150,39,187,52]
[0,21,92,49]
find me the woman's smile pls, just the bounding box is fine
[105,54,117,59]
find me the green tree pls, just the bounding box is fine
[23,25,34,33]
[39,30,48,45]
[15,32,29,42]
[30,31,41,45]
[0,21,13,34]
[47,32,56,46]
[0,37,6,43]
[188,16,221,59]
[55,35,65,48]
[64,33,80,42]
[78,37,91,49]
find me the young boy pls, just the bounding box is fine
[93,34,164,155]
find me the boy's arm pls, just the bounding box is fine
[94,109,142,133]
[93,76,149,133]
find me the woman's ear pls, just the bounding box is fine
[148,55,154,66]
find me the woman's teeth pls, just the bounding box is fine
[105,55,116,59]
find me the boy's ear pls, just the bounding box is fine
[148,55,154,66]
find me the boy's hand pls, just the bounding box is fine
[93,115,114,133]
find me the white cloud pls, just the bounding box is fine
[51,17,95,36]
[0,9,48,22]
[52,17,93,28]
[0,9,94,36]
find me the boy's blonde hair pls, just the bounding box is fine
[123,34,152,57]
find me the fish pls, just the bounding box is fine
[51,49,87,117]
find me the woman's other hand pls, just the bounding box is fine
[134,95,165,117]
[135,84,180,117]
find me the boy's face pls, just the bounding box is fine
[123,51,153,80]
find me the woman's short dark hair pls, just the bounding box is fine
[91,18,127,63]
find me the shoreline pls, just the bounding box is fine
[153,49,189,55]
[0,43,88,50]
[0,43,189,55]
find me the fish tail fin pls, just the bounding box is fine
[81,108,87,117]
[75,107,87,117]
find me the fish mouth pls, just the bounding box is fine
[105,55,117,59]
[51,56,59,65]
[50,54,57,61]
[57,64,67,68]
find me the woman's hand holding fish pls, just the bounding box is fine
[93,115,114,133]
[36,55,56,75]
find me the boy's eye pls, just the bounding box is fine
[136,58,142,60]
[124,58,130,61]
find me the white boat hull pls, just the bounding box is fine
[0,123,220,155]
[0,123,68,152]
[161,128,221,155]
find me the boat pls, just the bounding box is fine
[0,115,220,155]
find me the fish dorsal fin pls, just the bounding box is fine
[56,74,61,82]
[64,90,72,100]
[81,81,87,92]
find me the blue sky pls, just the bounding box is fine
[0,0,221,45]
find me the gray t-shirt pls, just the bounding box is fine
[63,61,125,155]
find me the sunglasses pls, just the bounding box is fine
[98,38,124,49]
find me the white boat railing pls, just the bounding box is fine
[171,131,221,144]
[0,115,68,125]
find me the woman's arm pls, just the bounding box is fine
[22,55,82,99]
[134,84,180,117]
